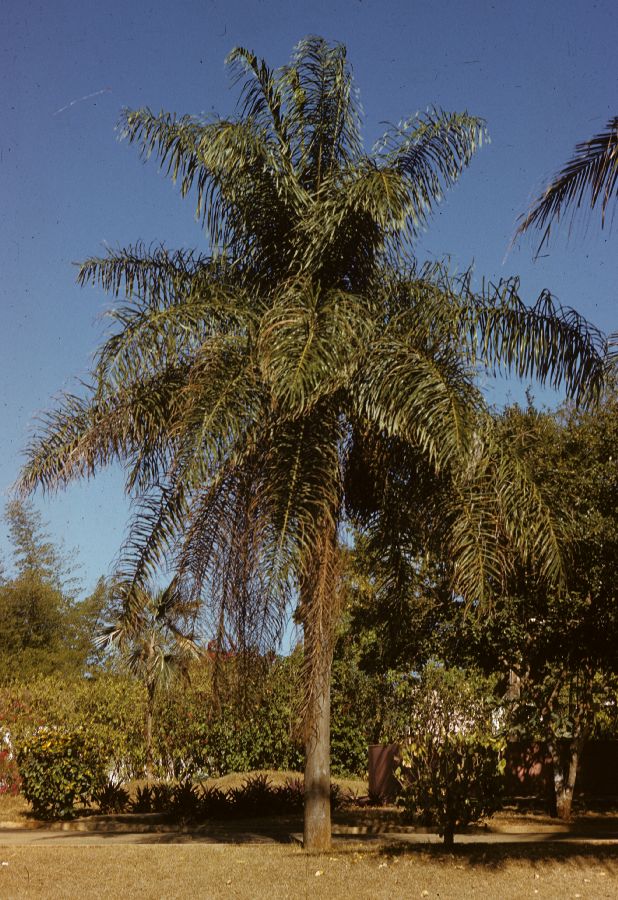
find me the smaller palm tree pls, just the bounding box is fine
[100,582,202,779]
[515,116,618,252]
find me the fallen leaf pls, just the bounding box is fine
[315,870,324,877]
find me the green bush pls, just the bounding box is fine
[395,666,506,846]
[398,732,505,845]
[16,726,107,819]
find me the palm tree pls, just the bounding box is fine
[18,38,605,849]
[514,116,618,252]
[100,582,202,779]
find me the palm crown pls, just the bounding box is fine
[18,37,606,849]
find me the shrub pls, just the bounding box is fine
[170,779,202,820]
[150,782,173,812]
[91,777,130,814]
[200,784,230,818]
[228,773,276,817]
[395,666,506,846]
[131,784,154,813]
[16,726,106,819]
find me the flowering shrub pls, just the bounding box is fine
[16,726,107,819]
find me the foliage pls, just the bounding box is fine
[450,391,618,815]
[99,581,202,777]
[170,778,203,819]
[0,749,21,796]
[0,502,111,681]
[394,666,505,845]
[131,784,154,813]
[127,774,337,820]
[91,777,130,814]
[0,673,146,781]
[16,726,107,819]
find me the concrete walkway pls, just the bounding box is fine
[0,823,616,847]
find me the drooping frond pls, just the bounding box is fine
[515,116,618,251]
[356,326,481,473]
[446,421,568,604]
[177,464,295,654]
[458,278,607,406]
[257,282,370,414]
[17,368,185,496]
[375,108,487,237]
[78,243,211,300]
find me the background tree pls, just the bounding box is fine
[18,38,605,849]
[454,393,618,818]
[101,582,202,778]
[0,501,108,681]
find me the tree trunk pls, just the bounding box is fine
[443,823,455,849]
[303,612,333,852]
[548,733,586,820]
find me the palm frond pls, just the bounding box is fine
[515,116,618,250]
[280,36,363,188]
[375,108,487,236]
[461,279,607,406]
[257,283,370,414]
[17,371,181,496]
[357,330,481,473]
[226,46,290,156]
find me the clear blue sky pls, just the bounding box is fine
[1,0,616,593]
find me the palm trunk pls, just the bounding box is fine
[300,521,339,852]
[145,682,155,780]
[303,610,333,851]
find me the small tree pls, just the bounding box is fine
[396,666,505,847]
[100,582,202,778]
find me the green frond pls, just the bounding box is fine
[515,116,618,251]
[17,365,186,497]
[78,243,211,300]
[260,406,343,563]
[257,283,369,414]
[356,332,481,473]
[280,36,363,188]
[375,108,487,236]
[226,46,290,156]
[462,280,606,406]
[446,422,568,604]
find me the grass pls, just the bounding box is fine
[0,842,616,899]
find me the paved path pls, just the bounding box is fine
[0,827,616,847]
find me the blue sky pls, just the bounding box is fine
[1,0,616,593]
